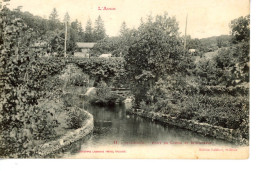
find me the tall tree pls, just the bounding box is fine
[120,21,129,36]
[125,13,183,105]
[49,8,59,21]
[67,27,77,53]
[63,12,70,24]
[70,19,79,41]
[85,19,93,42]
[118,21,136,57]
[68,20,80,51]
[78,22,84,41]
[71,19,79,31]
[49,8,59,30]
[93,15,106,41]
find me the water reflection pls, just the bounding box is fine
[59,104,235,158]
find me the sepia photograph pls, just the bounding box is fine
[0,0,250,159]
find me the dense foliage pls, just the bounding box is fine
[1,7,109,57]
[230,15,250,43]
[88,82,124,106]
[0,6,95,158]
[92,22,136,57]
[124,13,184,105]
[125,14,249,141]
[91,37,122,56]
[0,1,250,158]
[199,35,231,53]
[71,57,126,87]
[0,7,62,157]
[65,107,87,129]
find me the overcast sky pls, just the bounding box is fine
[7,0,249,38]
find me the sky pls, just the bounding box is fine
[6,0,250,39]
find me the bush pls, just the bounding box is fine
[71,57,126,86]
[180,93,249,130]
[195,42,249,87]
[65,107,87,129]
[28,106,60,140]
[89,87,123,106]
[68,73,89,86]
[143,73,249,139]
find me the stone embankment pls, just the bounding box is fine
[131,111,248,145]
[36,109,94,157]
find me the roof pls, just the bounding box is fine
[76,42,96,48]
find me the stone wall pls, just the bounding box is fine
[35,109,94,157]
[132,111,249,145]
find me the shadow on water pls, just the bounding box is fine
[52,103,236,158]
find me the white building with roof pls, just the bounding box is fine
[74,42,96,58]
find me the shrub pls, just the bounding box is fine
[89,86,123,106]
[65,107,87,129]
[28,106,60,140]
[68,73,89,86]
[195,41,249,87]
[71,57,126,86]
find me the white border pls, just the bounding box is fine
[1,0,260,170]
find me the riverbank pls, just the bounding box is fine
[35,109,94,158]
[127,110,249,145]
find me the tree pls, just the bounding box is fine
[78,22,84,42]
[125,13,183,105]
[49,8,59,30]
[0,7,59,157]
[92,37,121,56]
[63,12,70,23]
[186,36,202,50]
[85,19,93,42]
[49,8,59,21]
[71,19,79,31]
[126,13,182,78]
[230,15,250,43]
[70,19,79,41]
[67,27,77,53]
[120,21,129,36]
[93,15,106,41]
[119,28,136,57]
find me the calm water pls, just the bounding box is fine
[59,104,235,158]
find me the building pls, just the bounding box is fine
[74,42,96,58]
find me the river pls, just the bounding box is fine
[58,104,235,158]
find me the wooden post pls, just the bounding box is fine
[64,21,67,58]
[184,14,188,56]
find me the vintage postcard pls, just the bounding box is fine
[0,0,250,159]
